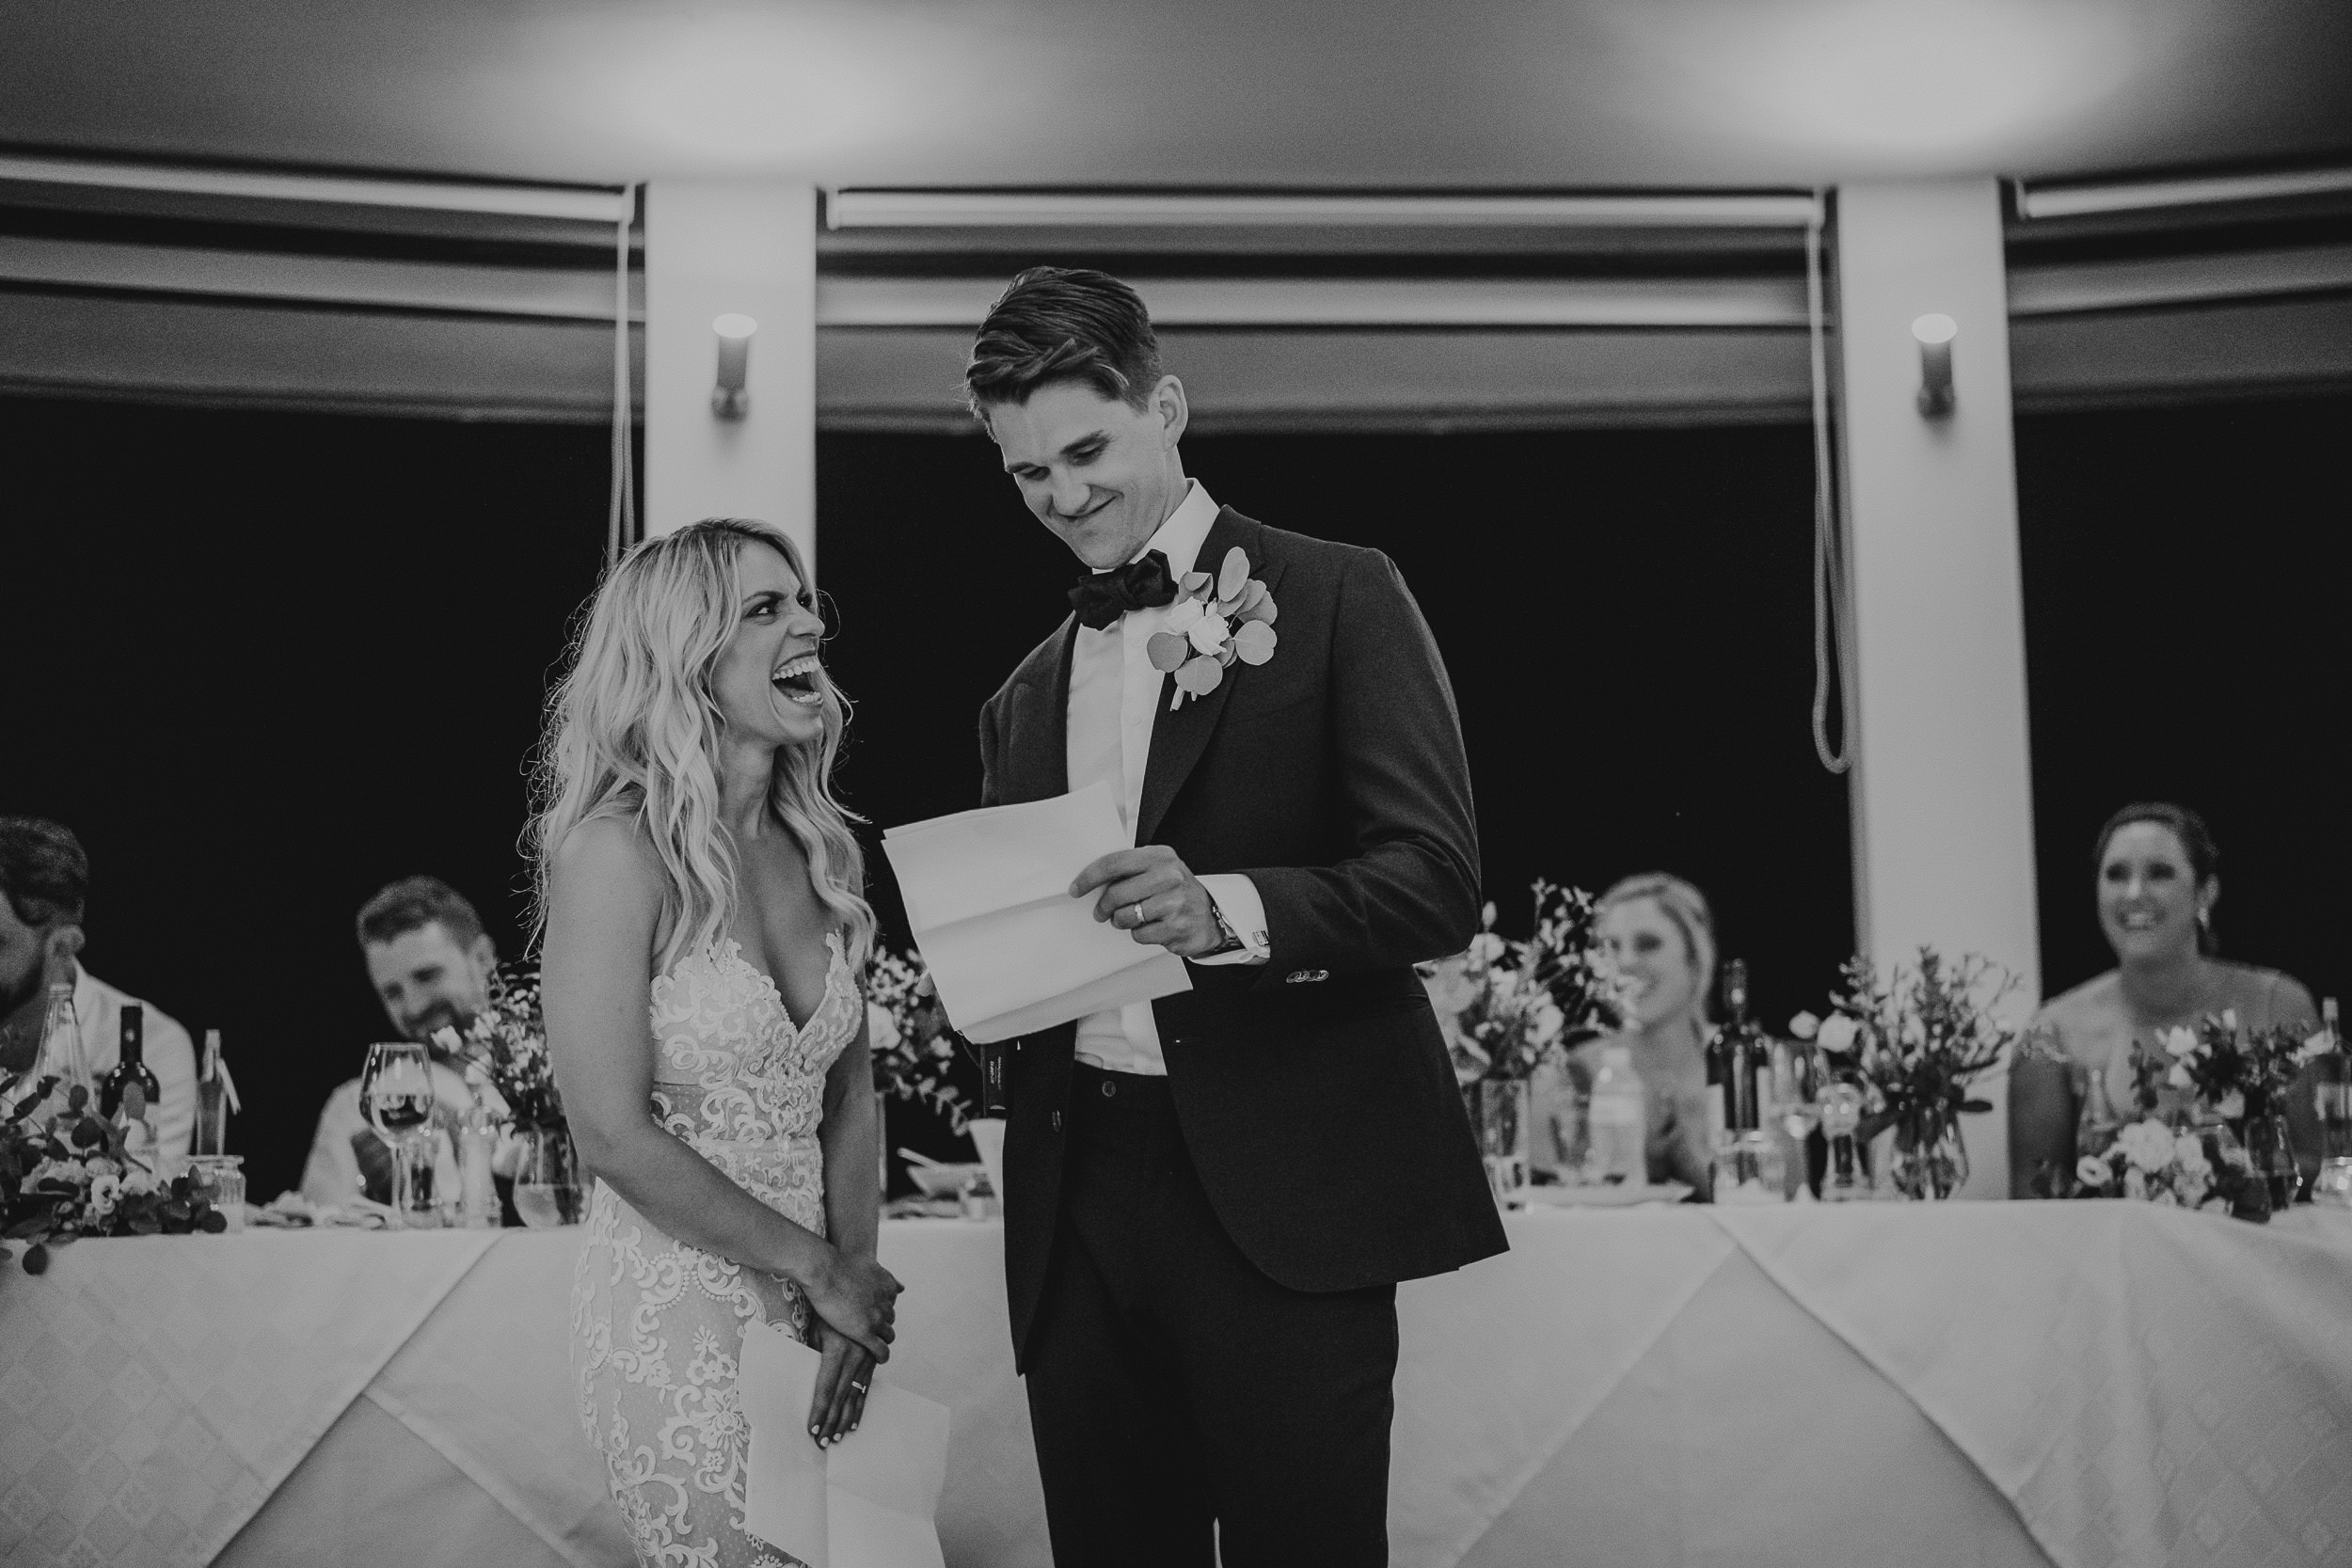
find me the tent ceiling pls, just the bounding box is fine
[1,0,2347,190]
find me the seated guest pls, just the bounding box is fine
[297,877,495,1207]
[1541,873,1720,1193]
[2026,802,2318,1158]
[0,817,198,1158]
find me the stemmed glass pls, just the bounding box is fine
[359,1041,437,1228]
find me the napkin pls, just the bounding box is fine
[882,782,1190,1042]
[739,1325,951,1568]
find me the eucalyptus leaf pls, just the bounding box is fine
[1181,570,1211,595]
[1233,620,1276,649]
[1242,596,1278,626]
[1174,657,1224,697]
[1217,546,1248,602]
[1146,631,1190,672]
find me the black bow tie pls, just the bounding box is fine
[1069,550,1178,630]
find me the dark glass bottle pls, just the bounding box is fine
[100,1004,162,1155]
[1722,959,1761,1134]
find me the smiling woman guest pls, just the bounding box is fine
[1544,873,1721,1193]
[537,518,903,1563]
[2025,801,2317,1152]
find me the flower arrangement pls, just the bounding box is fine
[2135,1012,2332,1122]
[1,1074,227,1274]
[1146,546,1279,707]
[435,963,564,1132]
[1790,949,2015,1198]
[1418,881,1627,1084]
[2069,1117,2263,1213]
[865,949,973,1132]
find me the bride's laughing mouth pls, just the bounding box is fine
[771,654,825,707]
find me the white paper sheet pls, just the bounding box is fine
[739,1325,951,1568]
[882,782,1190,1043]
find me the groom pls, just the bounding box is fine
[968,266,1507,1567]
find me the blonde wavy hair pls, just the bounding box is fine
[528,518,876,974]
[1597,872,1718,1026]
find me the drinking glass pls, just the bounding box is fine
[360,1041,438,1228]
[2312,1054,2352,1208]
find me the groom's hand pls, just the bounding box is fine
[1073,847,1222,958]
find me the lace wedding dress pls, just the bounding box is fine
[572,931,860,1568]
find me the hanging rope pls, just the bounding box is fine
[608,184,639,568]
[1806,194,1856,775]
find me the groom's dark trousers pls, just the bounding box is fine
[978,508,1509,1568]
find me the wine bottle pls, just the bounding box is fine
[100,1004,162,1155]
[1723,959,1761,1134]
[194,1028,230,1157]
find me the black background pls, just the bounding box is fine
[8,391,2341,1203]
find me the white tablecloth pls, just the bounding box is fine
[5,1206,2349,1568]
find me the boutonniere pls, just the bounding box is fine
[1147,546,1279,707]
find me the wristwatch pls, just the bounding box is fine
[1201,900,1245,958]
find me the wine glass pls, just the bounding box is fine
[359,1041,437,1228]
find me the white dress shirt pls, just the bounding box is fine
[71,963,199,1161]
[1069,480,1271,1076]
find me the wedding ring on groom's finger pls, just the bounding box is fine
[1122,901,1146,927]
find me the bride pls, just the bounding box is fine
[534,517,902,1565]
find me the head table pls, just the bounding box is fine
[4,1200,2348,1568]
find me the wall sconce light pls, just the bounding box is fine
[1912,313,1957,418]
[712,313,757,419]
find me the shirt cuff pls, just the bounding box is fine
[1195,874,1271,966]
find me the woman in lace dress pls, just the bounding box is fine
[534,517,903,1567]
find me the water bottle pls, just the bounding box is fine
[1584,1045,1647,1185]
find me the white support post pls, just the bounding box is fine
[1836,179,2040,1196]
[643,181,818,568]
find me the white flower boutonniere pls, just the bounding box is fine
[1147,546,1279,707]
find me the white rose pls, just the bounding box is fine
[2076,1154,2110,1188]
[2219,1008,2238,1033]
[2168,1063,2192,1089]
[2123,1168,2148,1200]
[866,1000,902,1055]
[1789,1012,1820,1040]
[1817,1015,1860,1055]
[2119,1120,2175,1172]
[1187,611,1231,654]
[2172,1132,2209,1174]
[1466,931,1507,968]
[1165,597,1205,633]
[29,1158,87,1187]
[2161,1026,2199,1058]
[2215,1090,2244,1121]
[84,1158,119,1180]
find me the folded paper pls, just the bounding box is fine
[882,782,1190,1043]
[739,1325,951,1568]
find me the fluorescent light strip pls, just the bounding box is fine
[828,190,1821,230]
[0,155,632,225]
[818,276,1810,329]
[2021,166,2352,220]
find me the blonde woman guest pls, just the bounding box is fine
[2026,801,2318,1150]
[539,518,902,1565]
[1543,874,1721,1192]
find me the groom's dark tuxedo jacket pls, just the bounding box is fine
[978,506,1509,1369]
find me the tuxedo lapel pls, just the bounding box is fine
[1001,615,1079,805]
[1135,510,1284,846]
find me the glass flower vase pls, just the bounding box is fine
[513,1123,587,1227]
[1888,1109,1968,1200]
[1463,1077,1532,1209]
[2232,1085,2297,1216]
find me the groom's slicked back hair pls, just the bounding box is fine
[963,266,1163,420]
